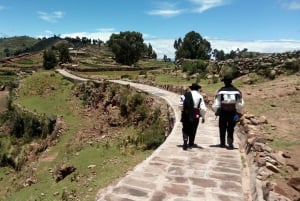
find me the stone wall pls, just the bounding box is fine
[210,50,300,77]
[237,113,294,201]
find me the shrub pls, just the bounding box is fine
[212,75,218,83]
[181,61,197,75]
[285,59,300,73]
[127,93,145,112]
[248,73,260,84]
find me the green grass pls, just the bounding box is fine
[86,70,141,79]
[268,138,300,150]
[154,73,193,86]
[0,75,16,83]
[5,141,151,201]
[137,59,175,68]
[0,70,155,201]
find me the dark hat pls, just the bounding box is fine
[189,83,201,90]
[221,74,233,82]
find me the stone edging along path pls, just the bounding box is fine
[57,69,280,201]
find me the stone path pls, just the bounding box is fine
[94,80,246,201]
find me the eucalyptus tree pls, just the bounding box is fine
[107,31,145,65]
[174,31,212,60]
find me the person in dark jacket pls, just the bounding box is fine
[179,83,206,150]
[212,75,244,149]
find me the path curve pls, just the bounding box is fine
[56,69,247,201]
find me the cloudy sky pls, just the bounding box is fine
[1,0,300,58]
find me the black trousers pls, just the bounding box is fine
[182,119,199,145]
[219,112,236,146]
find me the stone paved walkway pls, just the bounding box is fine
[94,80,246,201]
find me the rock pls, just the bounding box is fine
[256,137,268,144]
[263,145,273,153]
[282,152,291,158]
[54,164,76,182]
[257,116,268,124]
[255,152,266,167]
[273,151,286,165]
[88,164,96,169]
[258,167,274,180]
[266,162,280,173]
[269,191,292,201]
[252,142,265,152]
[247,136,257,145]
[262,181,273,200]
[250,118,259,125]
[287,177,300,192]
[286,163,299,171]
[265,155,278,166]
[25,178,37,186]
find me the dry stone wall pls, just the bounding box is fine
[211,50,300,77]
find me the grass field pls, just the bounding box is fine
[0,70,154,201]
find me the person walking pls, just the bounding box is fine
[212,75,244,149]
[179,83,206,150]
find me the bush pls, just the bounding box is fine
[285,59,300,73]
[127,93,145,112]
[9,105,56,139]
[248,73,260,84]
[212,75,218,83]
[220,63,239,78]
[43,49,57,70]
[181,61,197,75]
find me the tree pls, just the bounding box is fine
[226,50,237,59]
[3,48,10,57]
[174,31,212,60]
[43,49,57,70]
[57,43,71,63]
[212,49,225,61]
[107,31,145,65]
[163,54,171,62]
[146,43,157,59]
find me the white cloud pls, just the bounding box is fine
[60,29,117,42]
[147,38,300,59]
[145,38,176,59]
[280,0,300,10]
[188,0,229,13]
[38,11,65,23]
[44,30,53,35]
[147,2,185,17]
[209,38,300,53]
[146,0,230,17]
[147,9,184,17]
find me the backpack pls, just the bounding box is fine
[181,92,201,122]
[220,93,239,112]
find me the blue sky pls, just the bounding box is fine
[1,0,300,58]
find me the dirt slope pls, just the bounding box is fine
[239,74,300,200]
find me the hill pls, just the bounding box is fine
[0,36,38,59]
[0,35,299,200]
